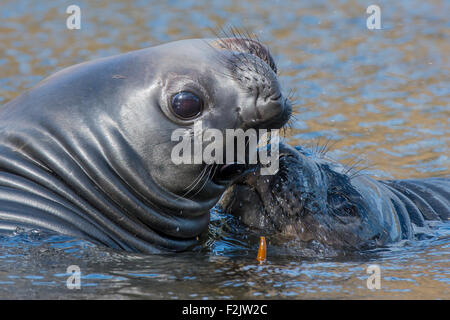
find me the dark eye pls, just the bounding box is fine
[171,91,203,119]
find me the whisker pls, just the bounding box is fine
[185,164,216,199]
[343,157,366,176]
[183,165,208,192]
[323,139,339,157]
[348,164,375,180]
[178,165,210,199]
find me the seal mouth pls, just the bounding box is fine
[213,162,257,186]
[224,144,294,188]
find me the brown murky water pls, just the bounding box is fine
[0,0,448,299]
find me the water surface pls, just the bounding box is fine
[0,0,448,299]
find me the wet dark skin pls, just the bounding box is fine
[221,143,449,251]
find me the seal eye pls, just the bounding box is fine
[171,91,203,119]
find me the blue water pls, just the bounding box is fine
[0,0,448,299]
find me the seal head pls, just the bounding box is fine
[221,144,398,251]
[0,37,291,253]
[221,143,449,252]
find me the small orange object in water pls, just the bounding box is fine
[256,236,267,263]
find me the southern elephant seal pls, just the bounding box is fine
[0,37,291,253]
[220,143,449,252]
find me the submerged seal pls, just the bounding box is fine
[0,37,291,253]
[221,143,449,251]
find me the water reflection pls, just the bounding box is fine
[0,227,448,299]
[0,0,448,299]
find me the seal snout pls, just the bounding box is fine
[216,38,290,129]
[231,53,291,129]
[254,90,292,130]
